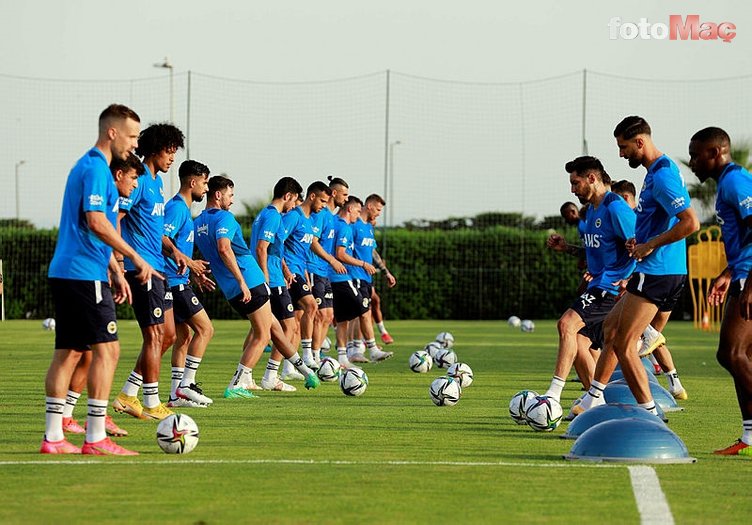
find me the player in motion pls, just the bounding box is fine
[574,116,699,416]
[42,104,159,455]
[193,176,320,398]
[690,127,752,455]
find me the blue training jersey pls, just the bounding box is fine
[194,208,265,299]
[119,164,166,272]
[351,218,377,283]
[308,207,337,277]
[282,206,315,276]
[582,192,637,294]
[49,148,119,282]
[329,216,357,282]
[634,155,691,275]
[715,163,752,282]
[250,205,289,287]
[163,194,194,287]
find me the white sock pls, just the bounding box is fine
[182,355,202,386]
[638,400,658,416]
[742,420,752,446]
[376,322,387,334]
[642,324,660,340]
[281,359,296,375]
[366,338,377,350]
[142,382,160,408]
[63,390,81,418]
[301,339,313,362]
[171,367,184,398]
[85,399,108,443]
[544,376,567,402]
[665,369,683,392]
[45,397,66,442]
[579,380,607,410]
[263,359,280,384]
[288,352,313,377]
[122,370,143,397]
[229,363,252,389]
[337,347,349,364]
[313,348,321,362]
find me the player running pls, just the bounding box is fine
[193,176,320,398]
[690,127,752,455]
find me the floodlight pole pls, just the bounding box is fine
[154,57,175,194]
[388,140,401,230]
[15,160,26,220]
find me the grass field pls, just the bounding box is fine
[0,319,750,524]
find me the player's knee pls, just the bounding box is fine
[556,315,578,336]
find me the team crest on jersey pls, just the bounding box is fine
[316,297,322,305]
[153,307,163,319]
[594,218,602,228]
[287,304,294,312]
[106,321,118,334]
[191,296,199,306]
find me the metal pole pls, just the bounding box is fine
[388,141,401,230]
[154,57,175,194]
[186,70,192,160]
[381,70,391,258]
[581,68,588,155]
[15,160,25,220]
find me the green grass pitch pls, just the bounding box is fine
[0,319,750,524]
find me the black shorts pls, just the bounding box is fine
[571,288,617,350]
[288,273,313,310]
[269,285,295,321]
[312,274,333,309]
[125,272,167,327]
[357,279,373,309]
[728,279,747,298]
[626,273,686,312]
[49,278,118,350]
[229,283,271,318]
[171,284,204,324]
[332,280,370,323]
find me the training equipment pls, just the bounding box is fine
[340,367,368,396]
[509,390,538,424]
[434,349,458,368]
[520,320,535,332]
[604,379,681,412]
[524,395,563,431]
[317,357,342,382]
[424,341,443,358]
[42,318,56,331]
[435,331,454,348]
[156,414,200,454]
[446,362,473,388]
[565,418,696,463]
[321,336,332,351]
[429,376,461,406]
[507,316,521,327]
[562,403,665,440]
[409,350,433,373]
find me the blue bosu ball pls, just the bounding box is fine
[605,379,681,412]
[564,418,696,463]
[561,403,665,440]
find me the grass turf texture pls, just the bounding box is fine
[0,319,750,524]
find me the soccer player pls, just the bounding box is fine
[193,176,320,398]
[367,212,396,344]
[307,176,349,370]
[543,157,636,403]
[560,201,582,227]
[60,153,145,438]
[574,116,699,416]
[163,160,215,408]
[282,181,332,370]
[113,123,187,421]
[42,104,159,455]
[690,127,752,455]
[347,194,394,362]
[250,176,303,391]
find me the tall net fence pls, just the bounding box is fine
[2,70,751,320]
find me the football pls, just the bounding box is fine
[409,350,433,373]
[156,414,200,454]
[520,319,535,333]
[321,336,332,351]
[42,318,56,331]
[435,331,454,348]
[509,390,538,425]
[429,376,462,406]
[340,367,368,396]
[434,348,458,369]
[317,356,341,382]
[424,341,443,358]
[524,395,563,431]
[507,315,521,328]
[446,362,474,388]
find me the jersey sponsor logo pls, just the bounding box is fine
[88,194,104,207]
[300,233,314,244]
[263,230,276,241]
[151,203,165,216]
[186,230,194,243]
[636,198,643,213]
[164,223,176,234]
[740,196,752,210]
[217,227,229,235]
[106,321,118,334]
[360,238,376,247]
[111,201,119,213]
[671,196,686,209]
[196,224,209,236]
[327,230,335,239]
[582,233,601,248]
[715,212,725,226]
[594,218,602,228]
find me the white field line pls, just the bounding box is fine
[629,466,675,525]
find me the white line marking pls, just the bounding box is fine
[0,458,623,468]
[629,466,674,525]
